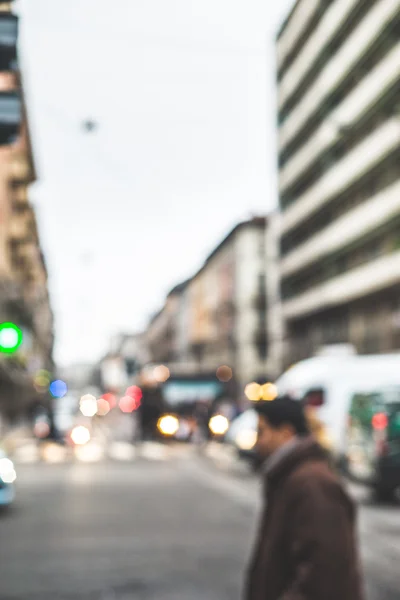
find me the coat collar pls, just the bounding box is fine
[265,436,328,485]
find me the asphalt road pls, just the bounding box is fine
[1,444,400,600]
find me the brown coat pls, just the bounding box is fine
[245,437,364,600]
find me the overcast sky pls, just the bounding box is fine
[16,0,294,366]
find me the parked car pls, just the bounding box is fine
[0,449,16,507]
[346,387,400,500]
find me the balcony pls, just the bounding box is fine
[11,181,29,209]
[190,342,207,362]
[254,330,268,361]
[277,0,319,69]
[0,279,21,304]
[9,155,30,183]
[280,43,400,193]
[279,0,358,110]
[253,293,267,312]
[281,179,400,277]
[279,0,400,152]
[9,213,28,242]
[282,250,400,320]
[281,118,400,235]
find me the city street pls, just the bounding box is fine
[1,445,400,600]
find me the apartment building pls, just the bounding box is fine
[277,0,400,366]
[0,3,53,425]
[144,217,270,394]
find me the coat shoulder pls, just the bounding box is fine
[283,459,352,506]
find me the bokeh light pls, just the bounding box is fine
[97,398,111,416]
[216,365,233,382]
[49,380,68,399]
[126,385,143,403]
[34,370,51,393]
[153,365,170,383]
[119,395,139,413]
[71,426,91,446]
[209,415,229,436]
[157,414,179,436]
[372,412,388,431]
[0,457,17,483]
[0,322,23,354]
[261,383,278,401]
[34,421,50,439]
[102,393,117,408]
[236,430,257,450]
[80,395,98,417]
[245,382,262,402]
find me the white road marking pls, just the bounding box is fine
[184,455,261,510]
[108,442,136,461]
[74,442,105,463]
[12,443,40,464]
[139,442,169,461]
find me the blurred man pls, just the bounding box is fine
[244,396,364,600]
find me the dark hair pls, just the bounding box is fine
[255,395,309,436]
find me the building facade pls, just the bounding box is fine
[0,3,53,425]
[144,217,271,394]
[277,0,400,367]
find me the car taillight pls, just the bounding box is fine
[371,412,388,431]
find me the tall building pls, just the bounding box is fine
[144,217,271,394]
[0,3,53,426]
[277,0,400,367]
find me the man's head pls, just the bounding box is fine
[255,395,309,458]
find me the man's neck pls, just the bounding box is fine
[264,437,299,475]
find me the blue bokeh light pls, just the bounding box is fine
[49,380,68,399]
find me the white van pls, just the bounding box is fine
[276,354,400,498]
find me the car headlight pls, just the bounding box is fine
[157,415,179,436]
[236,430,257,451]
[209,415,229,436]
[71,426,91,446]
[0,457,17,483]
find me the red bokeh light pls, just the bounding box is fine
[102,393,117,408]
[371,412,388,431]
[126,386,143,402]
[119,394,141,413]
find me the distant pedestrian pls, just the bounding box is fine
[244,395,364,600]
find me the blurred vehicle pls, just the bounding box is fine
[226,409,260,469]
[277,354,400,499]
[346,387,400,500]
[0,450,16,507]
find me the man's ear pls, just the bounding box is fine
[282,423,296,439]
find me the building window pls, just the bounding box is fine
[281,151,400,257]
[279,20,399,168]
[282,218,400,301]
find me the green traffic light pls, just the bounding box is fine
[0,322,23,354]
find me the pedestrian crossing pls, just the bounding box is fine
[11,440,180,465]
